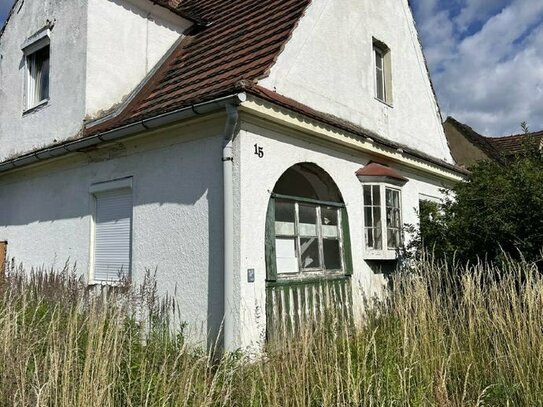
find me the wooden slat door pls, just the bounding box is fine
[266,277,353,343]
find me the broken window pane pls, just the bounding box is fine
[321,207,339,238]
[300,237,320,269]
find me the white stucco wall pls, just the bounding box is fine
[85,0,189,118]
[234,119,448,350]
[0,0,189,162]
[0,0,88,161]
[259,0,453,164]
[0,118,225,346]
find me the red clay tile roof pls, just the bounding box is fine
[83,1,465,176]
[87,0,311,135]
[486,131,543,157]
[445,117,543,161]
[148,1,208,24]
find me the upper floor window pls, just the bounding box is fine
[22,29,51,111]
[26,45,50,109]
[373,39,392,105]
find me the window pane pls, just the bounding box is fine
[374,226,383,250]
[276,238,298,274]
[366,228,374,248]
[364,185,372,205]
[321,207,339,238]
[375,49,384,69]
[275,201,295,223]
[386,189,400,209]
[39,51,50,100]
[376,71,384,101]
[321,207,338,226]
[275,201,295,236]
[373,185,381,205]
[300,238,320,269]
[373,207,381,228]
[323,239,342,270]
[387,229,400,249]
[364,207,373,226]
[298,204,317,237]
[28,45,50,106]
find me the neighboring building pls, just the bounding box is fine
[444,117,543,168]
[0,0,464,351]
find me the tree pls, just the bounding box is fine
[416,148,543,266]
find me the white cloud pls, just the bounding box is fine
[414,0,543,135]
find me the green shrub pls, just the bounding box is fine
[412,148,543,267]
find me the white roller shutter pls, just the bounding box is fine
[93,189,132,283]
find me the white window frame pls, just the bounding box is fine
[274,196,346,279]
[89,177,134,286]
[22,28,51,112]
[363,183,403,260]
[373,39,393,106]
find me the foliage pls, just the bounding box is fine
[412,147,543,266]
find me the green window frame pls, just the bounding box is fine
[266,193,353,282]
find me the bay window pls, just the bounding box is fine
[364,184,402,253]
[357,162,407,259]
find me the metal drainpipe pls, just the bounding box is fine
[222,102,240,352]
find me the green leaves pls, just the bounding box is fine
[417,150,543,266]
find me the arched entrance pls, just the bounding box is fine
[265,163,353,340]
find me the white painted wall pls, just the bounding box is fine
[0,0,88,161]
[233,119,448,351]
[259,0,453,164]
[0,118,226,346]
[85,0,189,119]
[0,0,189,161]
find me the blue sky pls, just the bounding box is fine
[411,0,543,135]
[2,0,543,136]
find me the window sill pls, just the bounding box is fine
[363,250,399,261]
[374,97,393,108]
[23,99,49,116]
[267,273,349,287]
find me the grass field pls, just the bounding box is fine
[0,259,542,406]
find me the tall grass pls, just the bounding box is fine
[1,259,543,406]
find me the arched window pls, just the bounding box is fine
[265,163,353,281]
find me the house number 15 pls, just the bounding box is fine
[254,144,264,158]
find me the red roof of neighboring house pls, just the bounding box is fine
[445,117,543,161]
[356,163,408,182]
[487,131,543,156]
[87,0,311,134]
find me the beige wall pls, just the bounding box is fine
[443,121,490,168]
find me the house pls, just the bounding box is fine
[444,117,543,168]
[0,0,465,352]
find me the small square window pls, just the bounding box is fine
[25,44,50,109]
